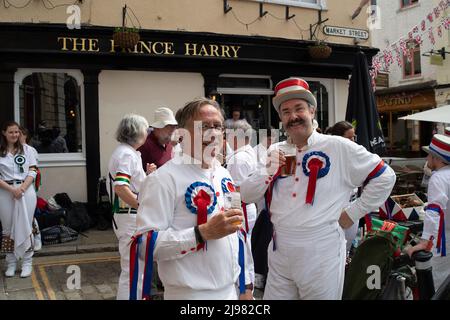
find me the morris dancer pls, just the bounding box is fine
[133,98,254,300]
[407,133,450,289]
[240,77,396,299]
[0,121,38,278]
[107,114,155,300]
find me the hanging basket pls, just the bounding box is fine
[113,30,140,49]
[308,44,332,59]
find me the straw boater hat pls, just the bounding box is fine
[422,134,450,165]
[272,78,317,113]
[150,107,178,129]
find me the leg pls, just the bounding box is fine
[20,250,33,278]
[295,227,346,300]
[113,214,137,300]
[263,240,299,300]
[5,253,17,277]
[0,189,15,276]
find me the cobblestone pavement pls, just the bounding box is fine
[1,250,257,300]
[0,252,122,300]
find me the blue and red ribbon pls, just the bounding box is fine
[426,204,446,257]
[238,232,246,295]
[142,231,159,300]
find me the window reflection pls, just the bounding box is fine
[20,73,83,154]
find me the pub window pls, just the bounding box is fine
[401,0,419,8]
[19,72,83,155]
[403,43,421,78]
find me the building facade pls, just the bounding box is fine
[1,0,377,204]
[371,0,450,157]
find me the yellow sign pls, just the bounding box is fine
[57,37,241,58]
[430,55,444,66]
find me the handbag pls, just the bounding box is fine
[0,235,14,253]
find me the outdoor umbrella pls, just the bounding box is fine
[399,105,450,124]
[346,51,386,155]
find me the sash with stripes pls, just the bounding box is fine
[426,204,446,257]
[129,231,159,300]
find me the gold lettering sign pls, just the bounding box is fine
[57,36,240,58]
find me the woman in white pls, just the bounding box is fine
[0,121,38,278]
[106,114,155,300]
[19,126,42,251]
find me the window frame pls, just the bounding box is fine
[14,68,86,167]
[400,0,419,9]
[402,45,422,79]
[252,0,325,10]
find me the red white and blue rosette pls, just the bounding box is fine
[221,177,236,194]
[185,182,217,215]
[302,151,331,205]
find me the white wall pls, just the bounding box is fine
[334,79,350,122]
[98,70,204,176]
[38,166,87,202]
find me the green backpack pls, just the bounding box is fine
[342,230,397,300]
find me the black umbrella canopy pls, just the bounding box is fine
[346,51,386,155]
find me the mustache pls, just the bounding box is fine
[287,118,306,128]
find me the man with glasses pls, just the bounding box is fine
[132,98,254,300]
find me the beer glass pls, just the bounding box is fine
[279,143,297,177]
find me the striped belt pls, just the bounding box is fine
[115,208,137,214]
[4,180,24,185]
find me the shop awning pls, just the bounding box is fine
[399,105,450,123]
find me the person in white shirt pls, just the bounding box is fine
[133,98,254,300]
[106,114,156,300]
[226,119,258,235]
[224,107,242,129]
[19,126,42,252]
[0,121,38,278]
[407,133,450,289]
[240,77,396,300]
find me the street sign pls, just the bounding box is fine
[323,25,369,40]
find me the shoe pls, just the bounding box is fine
[20,265,32,278]
[5,264,16,277]
[34,233,42,251]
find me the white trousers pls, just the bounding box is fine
[431,224,450,290]
[0,184,36,263]
[263,223,346,300]
[113,213,137,300]
[344,222,359,252]
[163,284,238,300]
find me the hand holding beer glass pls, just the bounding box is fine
[224,192,244,228]
[278,143,297,177]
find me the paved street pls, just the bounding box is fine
[0,252,121,300]
[0,228,263,300]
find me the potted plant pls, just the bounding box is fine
[308,41,332,59]
[113,26,140,49]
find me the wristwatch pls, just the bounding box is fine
[194,226,205,245]
[245,283,254,291]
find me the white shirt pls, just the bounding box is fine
[253,143,269,167]
[136,157,253,293]
[0,144,38,181]
[240,130,396,231]
[422,165,450,249]
[106,143,146,200]
[226,144,258,232]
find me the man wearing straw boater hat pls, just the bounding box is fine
[408,132,450,288]
[240,77,396,299]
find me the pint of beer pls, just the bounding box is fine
[224,192,243,227]
[279,143,297,177]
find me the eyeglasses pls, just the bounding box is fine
[200,124,225,132]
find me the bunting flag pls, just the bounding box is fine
[370,1,450,86]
